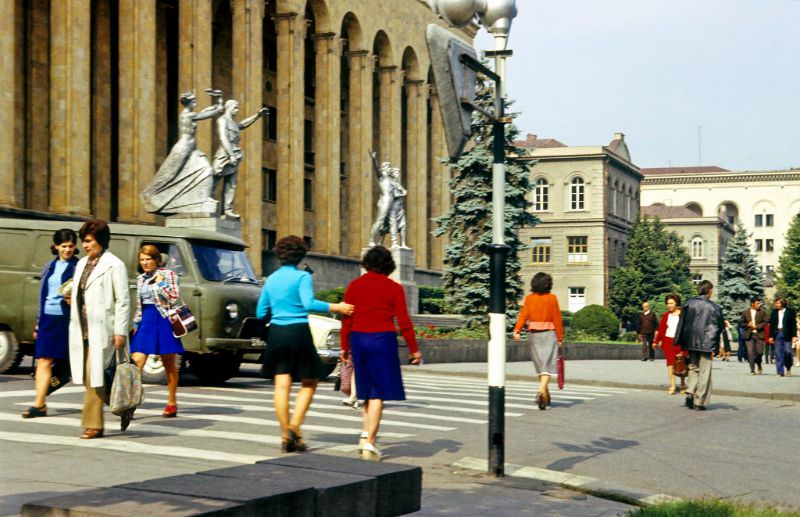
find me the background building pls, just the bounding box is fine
[640,167,800,287]
[1,0,466,288]
[516,133,642,312]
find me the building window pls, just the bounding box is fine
[754,214,763,227]
[691,237,704,259]
[266,106,277,140]
[570,177,585,210]
[766,214,774,227]
[303,178,313,211]
[262,230,276,251]
[303,236,313,249]
[531,237,551,264]
[304,119,314,166]
[567,236,588,263]
[262,168,277,202]
[754,239,763,252]
[766,239,774,252]
[533,178,549,211]
[692,273,703,285]
[568,287,586,313]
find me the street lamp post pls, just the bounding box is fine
[428,0,517,477]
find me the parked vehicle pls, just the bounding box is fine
[0,218,340,383]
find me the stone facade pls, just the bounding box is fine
[516,133,642,312]
[3,0,464,285]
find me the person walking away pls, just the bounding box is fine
[768,297,796,377]
[653,294,686,395]
[256,236,354,453]
[68,220,130,438]
[637,301,659,361]
[340,246,422,461]
[739,297,767,375]
[674,280,723,411]
[130,245,184,417]
[513,272,564,410]
[22,229,79,418]
[718,320,733,361]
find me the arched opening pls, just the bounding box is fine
[372,31,393,164]
[339,12,363,256]
[534,177,549,211]
[685,202,703,216]
[570,176,586,210]
[718,202,738,225]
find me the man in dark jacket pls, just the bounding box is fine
[768,296,797,377]
[739,297,767,375]
[637,301,659,361]
[674,280,723,410]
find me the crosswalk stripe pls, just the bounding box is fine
[401,383,602,401]
[0,386,85,399]
[403,373,633,393]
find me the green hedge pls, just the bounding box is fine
[572,305,620,340]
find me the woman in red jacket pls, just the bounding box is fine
[340,246,422,461]
[653,293,686,395]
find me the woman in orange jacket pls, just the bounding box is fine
[513,272,563,410]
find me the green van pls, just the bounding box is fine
[0,218,341,383]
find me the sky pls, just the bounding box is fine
[473,0,800,171]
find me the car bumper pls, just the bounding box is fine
[206,337,266,352]
[317,348,341,363]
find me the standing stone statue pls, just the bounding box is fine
[212,100,269,218]
[141,89,223,215]
[368,151,409,248]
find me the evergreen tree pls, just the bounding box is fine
[433,82,537,328]
[774,213,800,305]
[717,221,764,319]
[609,216,692,325]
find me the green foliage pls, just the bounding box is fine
[620,330,639,343]
[433,81,537,328]
[418,286,450,314]
[572,304,620,340]
[775,213,800,307]
[626,499,799,517]
[414,325,488,340]
[418,286,445,299]
[718,221,765,319]
[609,216,692,326]
[315,286,345,303]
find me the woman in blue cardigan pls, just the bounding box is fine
[22,229,79,418]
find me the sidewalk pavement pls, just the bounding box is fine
[410,357,800,401]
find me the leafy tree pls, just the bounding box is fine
[433,82,537,328]
[717,221,764,319]
[775,214,800,306]
[609,216,692,325]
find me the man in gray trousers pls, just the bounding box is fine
[674,280,724,411]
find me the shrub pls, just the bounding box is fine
[572,305,620,340]
[620,330,639,343]
[420,298,448,314]
[561,310,573,328]
[315,286,345,303]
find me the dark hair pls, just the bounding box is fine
[79,219,111,250]
[275,235,307,265]
[362,246,396,275]
[665,293,682,305]
[50,228,78,255]
[774,296,786,307]
[697,280,714,296]
[750,296,762,304]
[530,272,553,294]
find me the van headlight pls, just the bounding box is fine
[225,302,239,320]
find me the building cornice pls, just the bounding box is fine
[642,171,800,186]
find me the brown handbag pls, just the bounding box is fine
[673,352,688,377]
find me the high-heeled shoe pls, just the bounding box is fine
[162,404,178,418]
[288,427,307,452]
[21,405,47,418]
[536,393,546,410]
[80,428,104,439]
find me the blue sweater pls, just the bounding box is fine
[256,265,330,325]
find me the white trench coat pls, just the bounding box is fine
[68,251,130,388]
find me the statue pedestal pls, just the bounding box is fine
[363,246,418,315]
[165,214,242,239]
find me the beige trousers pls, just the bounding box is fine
[686,350,713,407]
[81,344,107,429]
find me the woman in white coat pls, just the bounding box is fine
[68,220,130,439]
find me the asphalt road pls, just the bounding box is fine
[1,362,797,515]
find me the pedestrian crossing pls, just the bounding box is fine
[0,372,631,465]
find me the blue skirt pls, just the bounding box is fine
[350,331,405,401]
[35,313,69,359]
[131,305,185,355]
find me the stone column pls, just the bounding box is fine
[49,0,91,215]
[118,0,157,222]
[377,65,402,167]
[313,32,341,255]
[345,50,374,256]
[275,11,305,238]
[405,79,428,265]
[25,0,51,211]
[429,89,449,270]
[232,0,264,266]
[179,0,213,155]
[0,0,17,205]
[91,0,113,221]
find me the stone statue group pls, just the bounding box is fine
[141,89,268,219]
[369,151,409,249]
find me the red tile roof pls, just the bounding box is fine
[513,133,567,148]
[641,204,703,219]
[640,166,729,176]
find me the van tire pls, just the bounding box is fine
[0,331,24,373]
[189,353,241,385]
[140,354,183,385]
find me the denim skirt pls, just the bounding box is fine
[350,331,406,401]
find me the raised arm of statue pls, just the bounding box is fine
[370,151,382,178]
[193,89,224,120]
[238,106,269,130]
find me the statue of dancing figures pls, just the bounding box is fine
[212,100,269,218]
[368,151,409,248]
[141,89,224,215]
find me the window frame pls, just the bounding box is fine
[569,176,586,211]
[691,237,705,259]
[530,237,552,264]
[567,236,589,263]
[532,178,549,212]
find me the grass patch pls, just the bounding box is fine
[627,500,800,517]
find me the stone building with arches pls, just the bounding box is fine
[515,133,642,312]
[1,0,465,285]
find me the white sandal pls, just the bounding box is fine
[358,432,368,451]
[361,442,382,462]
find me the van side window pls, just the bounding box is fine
[141,241,186,277]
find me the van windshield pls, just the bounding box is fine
[191,241,258,284]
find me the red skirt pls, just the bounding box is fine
[661,336,681,366]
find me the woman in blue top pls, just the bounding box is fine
[23,229,79,418]
[257,235,354,452]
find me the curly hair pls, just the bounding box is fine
[664,293,681,306]
[530,272,553,294]
[79,219,111,249]
[50,228,77,255]
[362,246,396,275]
[275,235,307,265]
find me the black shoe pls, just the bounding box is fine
[641,358,648,362]
[684,396,694,409]
[695,405,707,411]
[120,408,134,432]
[536,393,547,410]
